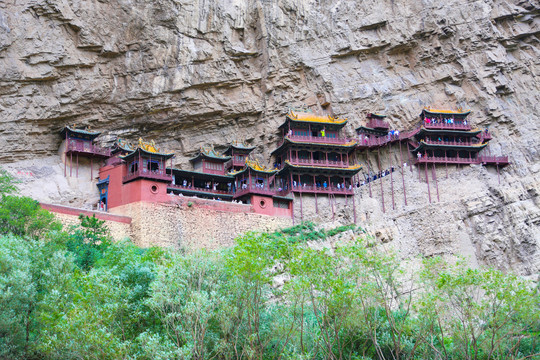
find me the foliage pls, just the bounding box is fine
[0,195,61,239]
[0,168,18,195]
[65,214,112,270]
[0,204,538,360]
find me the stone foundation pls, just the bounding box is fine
[110,196,292,249]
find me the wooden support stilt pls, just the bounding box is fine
[64,151,67,177]
[425,163,431,203]
[399,140,407,206]
[445,150,448,179]
[330,194,335,220]
[406,143,414,173]
[352,191,357,224]
[76,153,79,178]
[367,150,372,198]
[291,193,295,225]
[433,163,440,202]
[70,151,72,177]
[90,157,93,180]
[389,144,395,210]
[299,191,303,222]
[377,148,385,213]
[315,193,318,214]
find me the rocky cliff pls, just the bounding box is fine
[0,0,538,274]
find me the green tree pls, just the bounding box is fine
[0,195,61,239]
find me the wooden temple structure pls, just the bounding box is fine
[354,108,510,211]
[60,126,111,179]
[271,108,362,221]
[58,104,509,221]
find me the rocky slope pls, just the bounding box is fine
[0,0,538,274]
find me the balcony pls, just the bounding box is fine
[367,119,389,130]
[415,156,479,165]
[291,184,354,195]
[422,122,472,131]
[287,134,355,145]
[477,155,509,166]
[123,169,172,183]
[168,184,232,196]
[233,185,277,198]
[66,139,111,157]
[421,139,482,147]
[287,158,350,169]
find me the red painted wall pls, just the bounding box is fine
[99,163,170,209]
[251,195,292,218]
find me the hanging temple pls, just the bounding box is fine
[61,107,509,222]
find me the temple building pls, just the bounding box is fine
[412,108,509,167]
[272,108,361,196]
[60,126,110,178]
[98,138,174,209]
[168,146,234,200]
[53,104,509,222]
[224,140,256,172]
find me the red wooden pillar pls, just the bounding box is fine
[399,140,407,206]
[445,150,448,178]
[366,150,372,198]
[389,144,395,210]
[425,163,431,203]
[64,133,67,177]
[76,153,79,178]
[70,151,73,177]
[352,191,357,224]
[377,148,385,213]
[433,163,440,202]
[299,191,303,222]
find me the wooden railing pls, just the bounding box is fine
[291,184,354,195]
[67,140,111,157]
[288,158,349,168]
[477,155,509,164]
[169,183,232,195]
[123,169,172,183]
[233,185,276,198]
[422,139,482,147]
[415,156,478,165]
[422,122,472,131]
[288,134,354,145]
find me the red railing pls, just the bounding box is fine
[415,156,478,165]
[169,184,232,195]
[287,134,354,145]
[421,139,482,147]
[477,155,509,164]
[291,184,354,195]
[123,169,172,183]
[288,158,350,168]
[67,140,111,157]
[367,119,389,129]
[233,185,277,198]
[422,122,472,131]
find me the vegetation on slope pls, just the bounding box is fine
[0,169,538,360]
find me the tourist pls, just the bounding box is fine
[323,181,327,189]
[183,179,187,187]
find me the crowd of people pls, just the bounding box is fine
[424,117,466,125]
[358,166,396,186]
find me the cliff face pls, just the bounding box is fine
[1,1,539,273]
